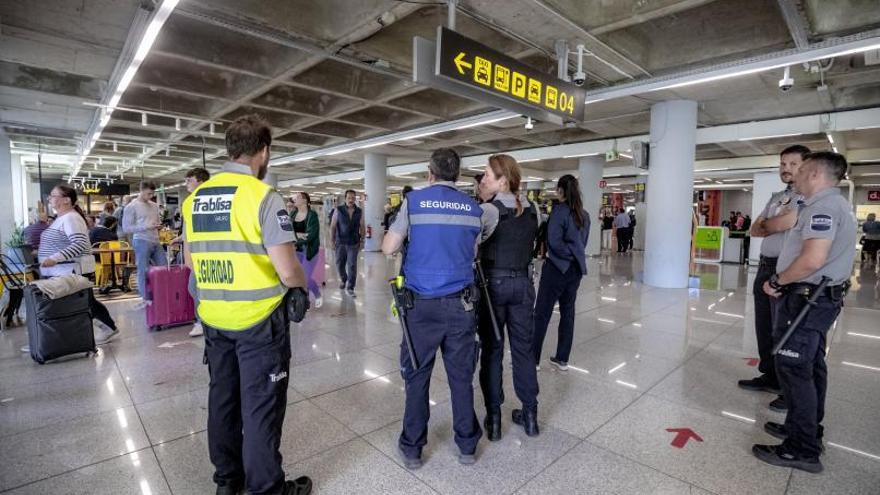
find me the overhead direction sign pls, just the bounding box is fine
[435,28,586,123]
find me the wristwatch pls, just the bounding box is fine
[768,273,784,290]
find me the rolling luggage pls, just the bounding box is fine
[145,264,195,331]
[24,285,96,364]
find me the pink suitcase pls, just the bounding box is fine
[146,265,195,331]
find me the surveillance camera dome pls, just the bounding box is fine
[778,76,794,92]
[573,70,586,86]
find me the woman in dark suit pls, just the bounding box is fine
[532,175,590,371]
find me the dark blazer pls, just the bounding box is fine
[546,203,590,276]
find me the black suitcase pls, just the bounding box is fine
[24,285,97,364]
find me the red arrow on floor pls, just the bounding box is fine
[743,357,759,367]
[666,428,703,448]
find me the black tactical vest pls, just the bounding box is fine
[480,199,538,271]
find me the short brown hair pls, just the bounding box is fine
[226,115,272,159]
[140,181,157,191]
[185,167,210,183]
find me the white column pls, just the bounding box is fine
[11,154,27,226]
[578,156,604,256]
[364,152,387,252]
[644,100,698,288]
[748,171,785,264]
[0,133,15,246]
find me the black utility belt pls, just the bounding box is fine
[412,284,478,301]
[486,267,530,278]
[788,281,849,299]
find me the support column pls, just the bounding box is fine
[578,156,603,256]
[748,171,784,264]
[644,100,698,288]
[0,133,14,246]
[364,153,387,252]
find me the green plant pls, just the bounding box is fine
[3,224,26,249]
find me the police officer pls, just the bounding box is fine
[477,154,540,440]
[739,145,809,414]
[183,115,312,495]
[752,151,856,474]
[382,148,495,469]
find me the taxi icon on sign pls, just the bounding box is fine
[474,57,491,86]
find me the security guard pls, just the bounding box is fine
[739,145,809,412]
[752,151,856,474]
[382,148,495,469]
[183,115,312,495]
[477,154,540,440]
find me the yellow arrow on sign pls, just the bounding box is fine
[454,52,472,74]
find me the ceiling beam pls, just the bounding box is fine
[527,0,652,78]
[776,0,811,50]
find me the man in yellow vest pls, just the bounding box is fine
[183,115,311,495]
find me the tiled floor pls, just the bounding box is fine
[1,252,879,494]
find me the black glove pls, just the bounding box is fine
[288,287,310,323]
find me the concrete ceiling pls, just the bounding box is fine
[3,0,880,195]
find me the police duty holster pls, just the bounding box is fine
[389,277,419,370]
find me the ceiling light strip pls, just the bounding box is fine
[584,33,880,103]
[73,0,180,179]
[270,110,516,166]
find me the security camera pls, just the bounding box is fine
[573,44,587,87]
[779,66,794,92]
[524,117,534,131]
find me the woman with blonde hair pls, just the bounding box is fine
[477,154,541,440]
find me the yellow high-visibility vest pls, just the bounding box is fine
[183,172,286,330]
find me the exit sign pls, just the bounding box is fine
[869,190,880,202]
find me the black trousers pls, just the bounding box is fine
[617,228,631,252]
[532,261,583,363]
[478,275,539,413]
[399,295,481,458]
[753,257,778,384]
[773,290,841,458]
[205,303,291,495]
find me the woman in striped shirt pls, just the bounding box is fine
[37,185,118,344]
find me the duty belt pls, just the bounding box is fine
[759,256,778,268]
[788,281,850,300]
[486,267,530,278]
[413,288,466,300]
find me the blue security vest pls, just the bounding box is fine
[403,184,482,297]
[335,205,362,245]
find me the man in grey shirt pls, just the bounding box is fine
[739,145,809,406]
[753,151,856,474]
[613,208,631,253]
[123,181,164,307]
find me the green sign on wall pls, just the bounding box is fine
[694,227,723,250]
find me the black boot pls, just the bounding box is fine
[215,480,243,495]
[282,476,313,495]
[484,411,502,442]
[512,408,539,437]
